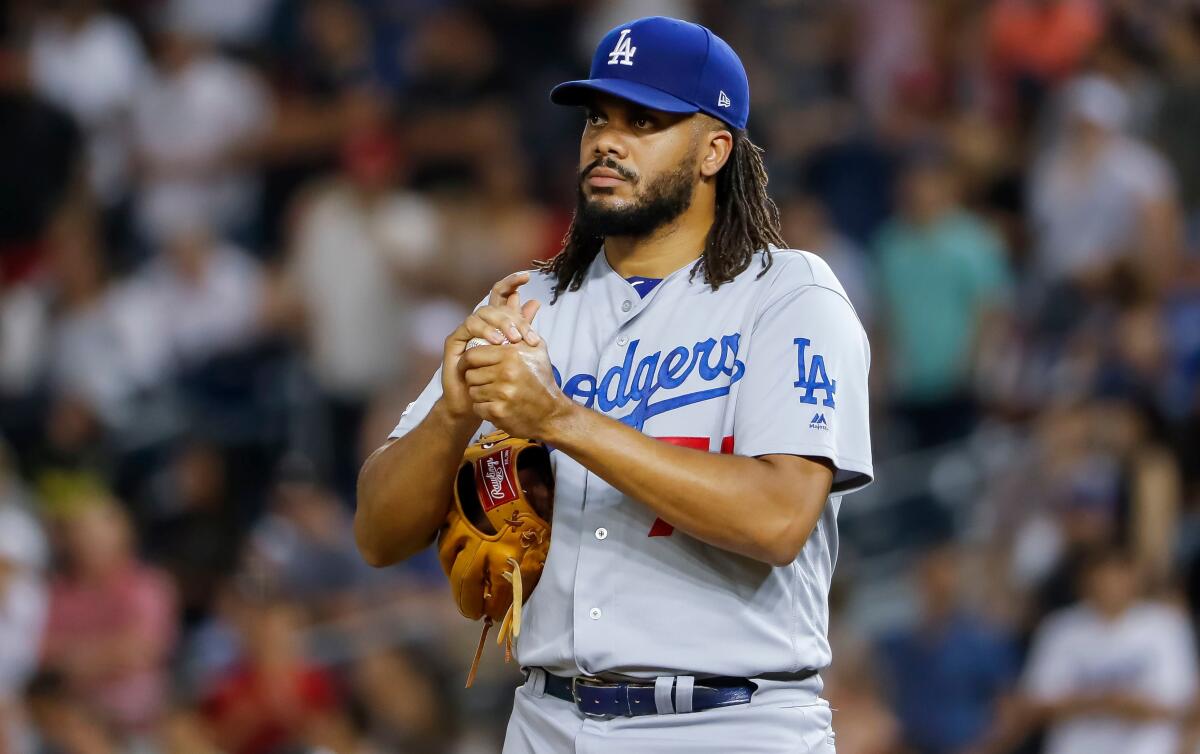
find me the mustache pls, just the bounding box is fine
[580,157,637,183]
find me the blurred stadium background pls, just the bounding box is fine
[1,0,1200,752]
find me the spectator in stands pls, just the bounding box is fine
[41,208,154,432]
[1021,547,1197,754]
[131,11,270,247]
[876,545,1019,754]
[875,150,1013,448]
[37,208,260,440]
[244,456,380,614]
[1028,74,1181,295]
[41,494,178,734]
[123,217,266,371]
[28,0,145,218]
[283,119,439,496]
[1000,400,1181,621]
[199,597,340,754]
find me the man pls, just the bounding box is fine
[1021,547,1197,754]
[40,495,177,734]
[355,16,872,753]
[876,545,1018,754]
[875,150,1012,449]
[1028,74,1179,292]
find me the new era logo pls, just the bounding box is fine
[717,90,731,108]
[809,413,829,430]
[607,28,636,66]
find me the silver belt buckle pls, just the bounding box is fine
[571,676,616,720]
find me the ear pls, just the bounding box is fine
[699,128,733,178]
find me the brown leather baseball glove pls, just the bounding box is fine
[438,430,553,686]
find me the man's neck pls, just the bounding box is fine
[603,199,714,278]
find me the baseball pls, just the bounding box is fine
[465,337,490,350]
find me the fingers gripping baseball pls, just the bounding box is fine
[463,340,568,440]
[462,303,541,348]
[441,275,542,419]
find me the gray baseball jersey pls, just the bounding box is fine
[390,246,872,681]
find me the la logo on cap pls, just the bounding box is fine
[607,28,636,66]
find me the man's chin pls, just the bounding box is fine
[579,200,636,225]
[583,189,635,207]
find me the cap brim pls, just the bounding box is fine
[550,78,699,115]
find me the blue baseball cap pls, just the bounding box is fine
[550,16,750,130]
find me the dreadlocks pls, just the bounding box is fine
[534,126,785,302]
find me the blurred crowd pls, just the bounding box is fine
[0,0,1199,753]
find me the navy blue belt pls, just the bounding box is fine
[538,669,817,719]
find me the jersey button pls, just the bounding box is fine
[589,607,602,620]
[616,336,629,347]
[621,300,633,312]
[595,527,608,540]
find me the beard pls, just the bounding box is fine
[575,158,696,239]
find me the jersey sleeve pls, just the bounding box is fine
[389,367,445,440]
[732,284,873,494]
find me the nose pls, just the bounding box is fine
[590,125,629,161]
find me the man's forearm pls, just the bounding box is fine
[1099,692,1181,723]
[543,402,832,566]
[1036,693,1179,724]
[354,399,480,566]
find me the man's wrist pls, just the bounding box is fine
[540,396,585,448]
[432,398,481,442]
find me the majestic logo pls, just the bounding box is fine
[474,448,518,510]
[794,337,836,408]
[717,90,731,108]
[607,28,637,66]
[809,413,829,430]
[552,333,745,431]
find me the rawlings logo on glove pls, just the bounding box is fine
[478,450,518,509]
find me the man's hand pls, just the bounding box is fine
[441,272,541,420]
[460,339,574,441]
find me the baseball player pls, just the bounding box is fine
[355,15,872,753]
